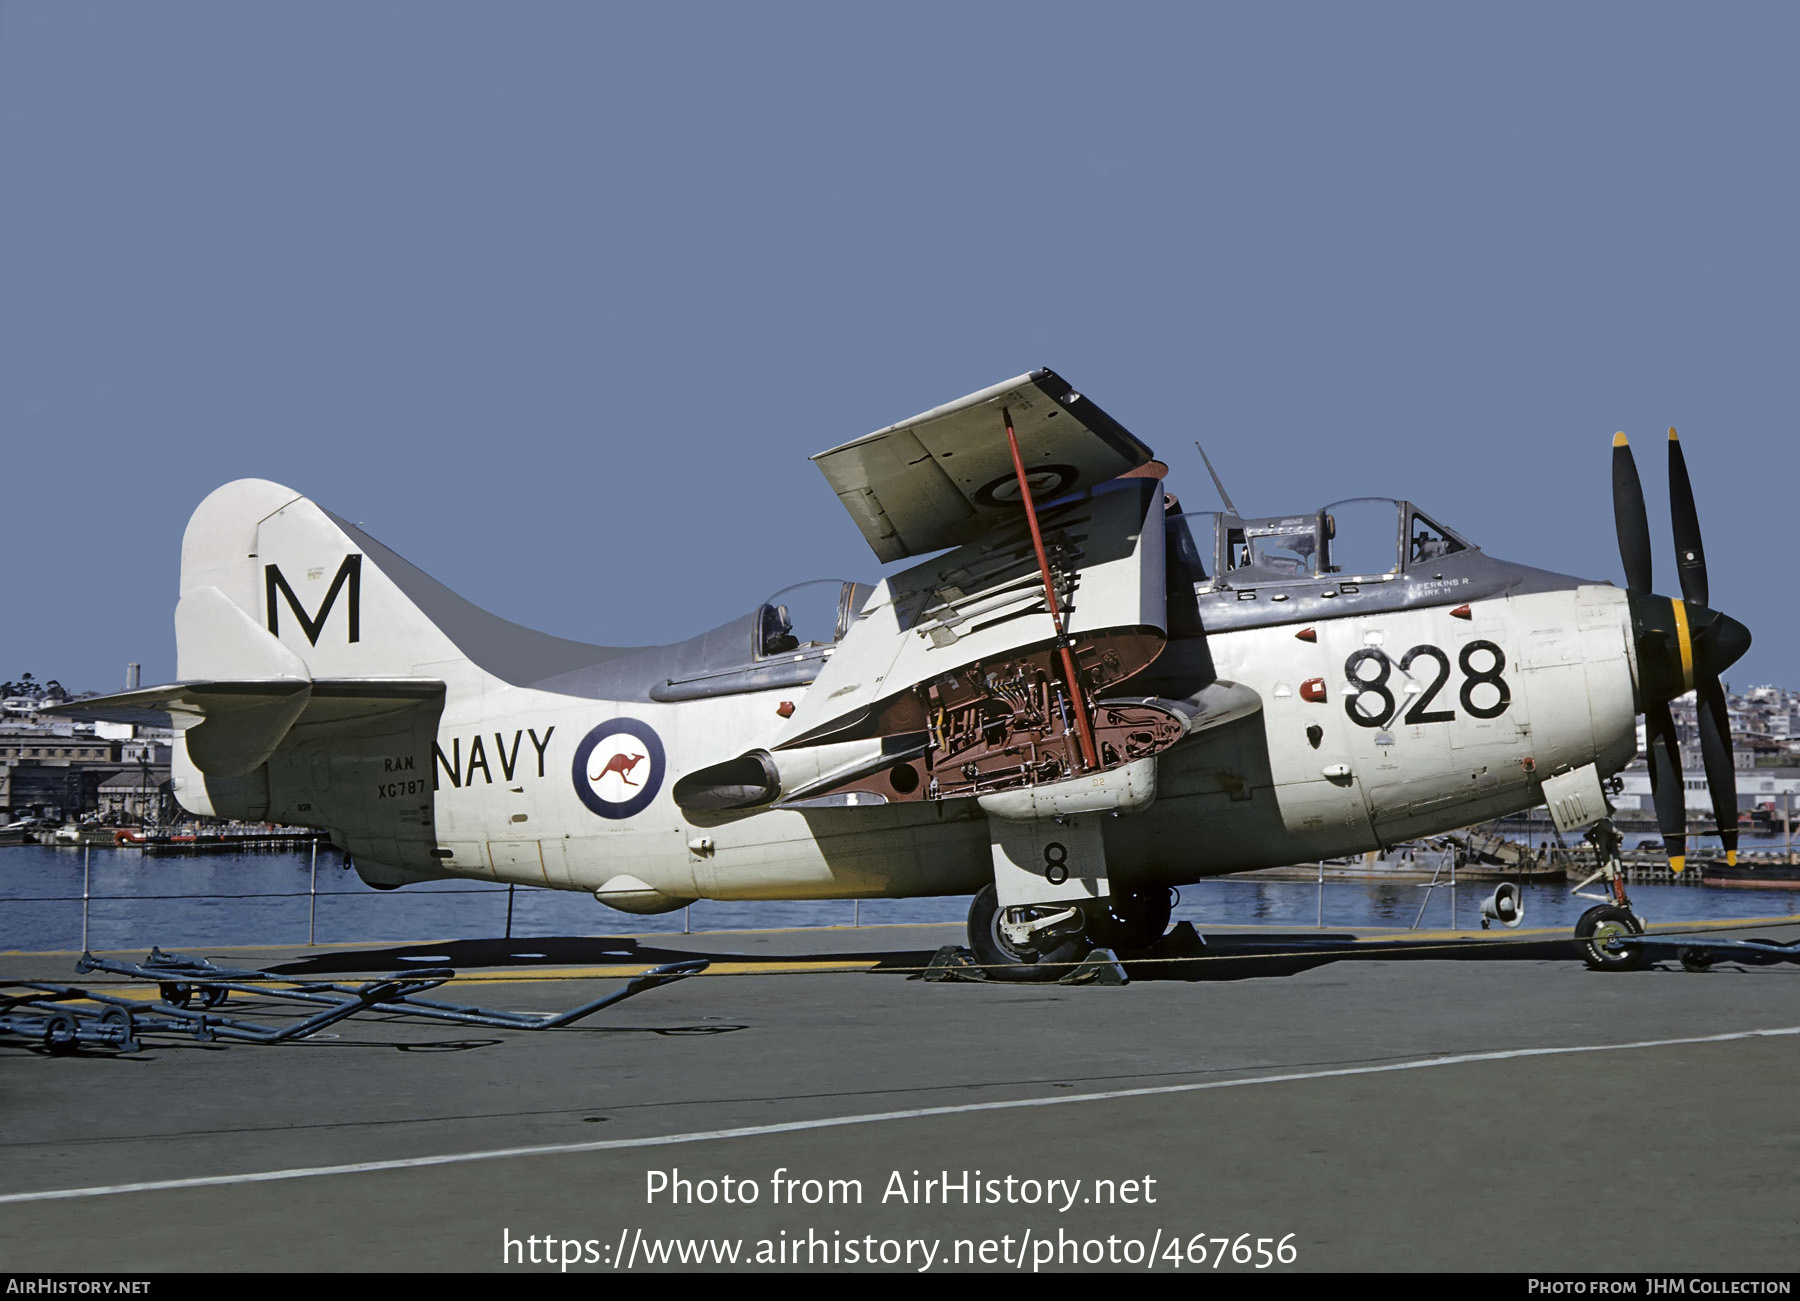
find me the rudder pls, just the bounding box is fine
[180,479,470,682]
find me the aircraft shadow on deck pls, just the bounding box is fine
[1106,923,1578,982]
[265,934,938,978]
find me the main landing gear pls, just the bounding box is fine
[1570,818,1647,971]
[966,883,1176,982]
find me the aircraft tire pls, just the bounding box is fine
[1574,905,1644,971]
[966,884,1091,983]
[1085,888,1175,952]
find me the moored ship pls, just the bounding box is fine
[1701,860,1800,888]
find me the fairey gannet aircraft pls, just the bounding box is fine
[60,371,1751,978]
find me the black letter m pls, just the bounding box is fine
[266,555,362,646]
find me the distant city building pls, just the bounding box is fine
[96,770,176,822]
[0,673,69,720]
[120,739,171,766]
[0,730,122,818]
[1619,682,1800,817]
[0,671,172,820]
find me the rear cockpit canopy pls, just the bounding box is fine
[1168,499,1473,588]
[639,578,872,702]
[754,579,876,658]
[528,577,874,703]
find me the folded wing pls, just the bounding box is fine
[814,368,1154,563]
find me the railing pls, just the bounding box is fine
[7,845,1780,956]
[9,843,887,948]
[8,846,1494,954]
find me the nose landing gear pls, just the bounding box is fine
[1574,904,1646,971]
[1571,819,1647,970]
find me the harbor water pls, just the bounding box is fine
[4,841,1797,954]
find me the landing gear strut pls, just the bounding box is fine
[965,884,1177,981]
[966,884,1091,982]
[1571,818,1646,971]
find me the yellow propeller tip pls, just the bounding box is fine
[1670,854,1686,874]
[1613,431,1629,447]
[1727,850,1738,867]
[1668,427,1680,441]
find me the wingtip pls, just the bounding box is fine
[1613,431,1629,448]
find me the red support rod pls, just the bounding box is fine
[1003,408,1100,772]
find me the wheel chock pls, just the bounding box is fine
[1061,949,1129,986]
[921,946,990,982]
[919,944,1129,984]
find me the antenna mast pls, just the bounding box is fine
[1194,441,1240,516]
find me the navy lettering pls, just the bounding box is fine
[466,734,491,785]
[528,726,555,778]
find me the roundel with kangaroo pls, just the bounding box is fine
[571,718,666,820]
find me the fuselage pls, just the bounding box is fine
[410,574,1639,909]
[158,479,1643,912]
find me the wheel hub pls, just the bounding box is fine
[995,903,1082,955]
[1591,920,1630,954]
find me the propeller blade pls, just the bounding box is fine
[1668,428,1709,608]
[1695,676,1740,866]
[1611,433,1654,595]
[1645,699,1687,873]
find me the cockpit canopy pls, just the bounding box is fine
[754,579,876,658]
[645,578,875,703]
[1169,498,1472,587]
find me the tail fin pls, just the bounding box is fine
[180,479,619,686]
[57,480,630,888]
[128,480,618,885]
[181,480,466,682]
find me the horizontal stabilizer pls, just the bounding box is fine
[48,678,445,777]
[814,368,1154,563]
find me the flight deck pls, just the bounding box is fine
[3,918,1797,1273]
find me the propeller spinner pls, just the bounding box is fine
[1611,429,1753,873]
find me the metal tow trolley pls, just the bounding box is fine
[1,947,709,1053]
[1580,930,1800,973]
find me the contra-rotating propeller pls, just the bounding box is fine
[1611,429,1753,873]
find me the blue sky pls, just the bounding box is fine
[2,3,1793,690]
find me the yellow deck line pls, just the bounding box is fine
[448,959,882,984]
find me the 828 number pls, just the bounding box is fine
[1343,640,1510,728]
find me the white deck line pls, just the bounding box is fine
[3,1024,1796,1206]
